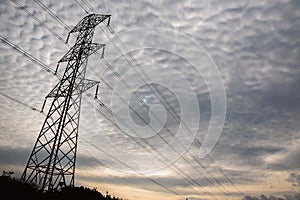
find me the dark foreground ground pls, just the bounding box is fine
[0,171,125,200]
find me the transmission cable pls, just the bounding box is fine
[13,2,243,198]
[1,14,196,198]
[37,1,242,197]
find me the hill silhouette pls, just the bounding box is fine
[0,171,126,200]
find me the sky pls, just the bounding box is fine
[0,0,300,200]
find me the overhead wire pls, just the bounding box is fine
[73,0,244,198]
[76,1,242,198]
[0,91,40,113]
[100,27,245,197]
[33,0,72,32]
[97,65,239,198]
[92,86,221,198]
[11,1,244,198]
[81,1,245,196]
[74,0,89,14]
[91,27,233,198]
[5,4,194,197]
[39,0,242,198]
[0,31,183,196]
[11,0,65,43]
[81,136,180,196]
[91,98,219,198]
[0,35,59,77]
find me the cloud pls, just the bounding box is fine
[1,0,300,199]
[242,194,300,200]
[287,172,300,187]
[0,146,104,173]
[214,144,283,167]
[78,172,246,195]
[0,146,29,166]
[264,148,300,171]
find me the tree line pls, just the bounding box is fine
[0,171,126,200]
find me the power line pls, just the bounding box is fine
[97,71,235,198]
[93,62,229,198]
[74,0,89,14]
[82,0,95,13]
[91,98,220,199]
[99,27,244,199]
[0,35,59,77]
[11,0,65,43]
[90,93,216,198]
[13,1,244,197]
[96,14,246,198]
[82,136,181,196]
[0,30,177,195]
[0,91,40,113]
[90,59,233,198]
[33,0,71,31]
[38,1,241,197]
[94,22,240,198]
[1,11,187,196]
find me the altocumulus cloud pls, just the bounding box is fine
[0,0,300,199]
[242,194,300,200]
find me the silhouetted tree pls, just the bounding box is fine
[0,171,41,200]
[0,171,126,200]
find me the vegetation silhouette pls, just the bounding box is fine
[0,171,126,200]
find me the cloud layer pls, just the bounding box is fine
[0,0,299,199]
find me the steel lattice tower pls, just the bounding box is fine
[21,14,111,191]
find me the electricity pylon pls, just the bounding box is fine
[21,14,111,191]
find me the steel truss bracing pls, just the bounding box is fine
[21,14,111,191]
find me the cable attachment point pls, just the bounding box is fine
[40,98,47,113]
[101,46,105,58]
[107,16,111,27]
[65,33,70,44]
[54,63,59,75]
[94,84,99,99]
